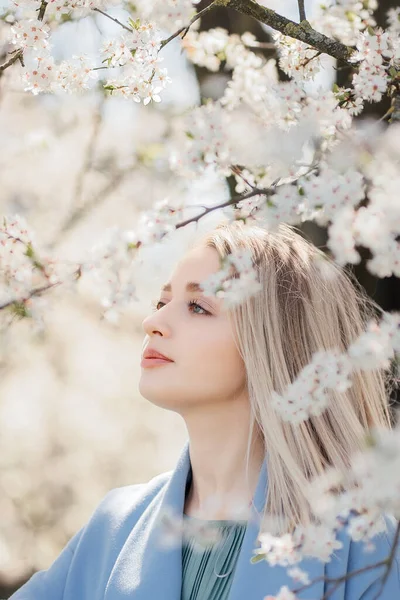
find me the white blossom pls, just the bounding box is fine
[10,19,50,51]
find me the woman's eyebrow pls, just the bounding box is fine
[161,281,203,293]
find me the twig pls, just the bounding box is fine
[0,48,24,73]
[160,0,222,50]
[92,7,133,33]
[230,165,258,190]
[37,0,48,21]
[243,41,276,49]
[298,0,306,22]
[301,49,321,69]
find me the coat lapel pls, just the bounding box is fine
[105,440,326,600]
[228,457,326,600]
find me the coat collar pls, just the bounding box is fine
[105,440,326,600]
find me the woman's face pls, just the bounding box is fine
[139,245,247,414]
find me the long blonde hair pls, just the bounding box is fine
[198,220,395,535]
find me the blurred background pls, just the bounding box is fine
[0,0,399,595]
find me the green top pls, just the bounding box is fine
[181,513,247,600]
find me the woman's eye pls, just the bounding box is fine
[188,301,210,315]
[151,300,210,316]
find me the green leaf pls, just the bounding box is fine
[345,10,355,23]
[11,301,29,318]
[128,17,141,30]
[250,553,266,564]
[24,243,35,259]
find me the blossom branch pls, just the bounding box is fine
[223,0,355,63]
[0,281,62,312]
[175,185,275,230]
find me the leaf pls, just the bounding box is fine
[128,17,141,30]
[250,553,266,564]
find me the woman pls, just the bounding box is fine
[9,221,400,600]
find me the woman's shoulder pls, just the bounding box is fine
[81,468,174,535]
[8,470,174,599]
[94,469,173,517]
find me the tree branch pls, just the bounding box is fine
[0,48,24,74]
[223,0,354,63]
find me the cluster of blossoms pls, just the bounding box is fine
[326,138,400,276]
[272,33,323,82]
[12,0,120,20]
[0,215,80,326]
[82,226,140,324]
[256,521,344,566]
[270,350,354,425]
[9,17,99,94]
[350,28,400,102]
[271,20,399,106]
[200,248,262,307]
[131,0,201,34]
[100,22,172,104]
[254,424,400,600]
[271,311,400,425]
[180,27,269,74]
[313,0,377,46]
[7,4,171,101]
[305,425,400,543]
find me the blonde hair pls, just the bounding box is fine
[198,220,395,535]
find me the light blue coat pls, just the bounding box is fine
[9,440,400,600]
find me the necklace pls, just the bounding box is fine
[213,522,246,578]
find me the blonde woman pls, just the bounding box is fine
[10,221,400,600]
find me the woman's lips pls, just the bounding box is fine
[140,357,174,368]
